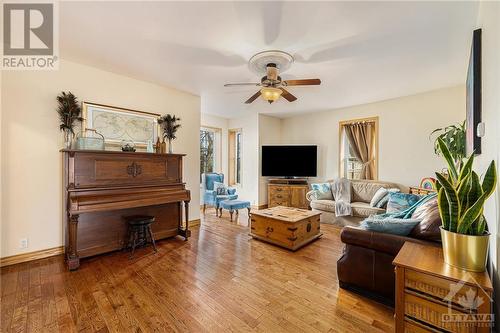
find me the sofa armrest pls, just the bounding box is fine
[306,190,317,202]
[340,226,430,256]
[227,187,237,195]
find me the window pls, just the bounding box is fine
[228,129,242,185]
[200,127,221,182]
[339,117,378,180]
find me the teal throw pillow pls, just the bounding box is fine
[310,183,333,200]
[213,181,227,195]
[360,218,421,236]
[386,192,421,213]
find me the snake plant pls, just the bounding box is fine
[435,137,497,235]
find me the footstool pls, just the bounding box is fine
[218,200,251,222]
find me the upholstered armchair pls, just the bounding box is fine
[201,173,238,213]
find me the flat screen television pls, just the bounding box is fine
[466,28,482,155]
[262,145,317,178]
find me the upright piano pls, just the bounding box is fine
[61,149,191,270]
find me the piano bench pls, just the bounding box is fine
[124,215,158,258]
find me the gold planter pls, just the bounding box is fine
[440,227,490,272]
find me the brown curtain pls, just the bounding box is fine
[344,122,376,180]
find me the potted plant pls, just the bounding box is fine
[430,121,466,167]
[56,91,83,148]
[158,114,181,154]
[435,137,497,272]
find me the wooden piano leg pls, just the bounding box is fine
[184,200,190,241]
[67,214,80,270]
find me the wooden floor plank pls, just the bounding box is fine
[1,266,19,332]
[10,263,30,333]
[0,209,395,332]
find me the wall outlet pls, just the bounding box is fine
[19,238,28,249]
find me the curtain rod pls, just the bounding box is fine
[343,120,375,125]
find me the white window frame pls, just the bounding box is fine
[200,126,222,182]
[338,117,379,180]
[228,128,242,186]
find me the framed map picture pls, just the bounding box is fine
[82,102,160,149]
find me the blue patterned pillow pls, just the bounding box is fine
[375,188,401,208]
[213,181,227,195]
[310,183,333,200]
[386,192,421,213]
[360,218,421,236]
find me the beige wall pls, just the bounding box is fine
[475,0,500,312]
[1,59,201,258]
[228,113,260,206]
[0,70,3,257]
[280,86,465,187]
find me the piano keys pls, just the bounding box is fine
[61,149,191,270]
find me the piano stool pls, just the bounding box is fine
[124,215,158,258]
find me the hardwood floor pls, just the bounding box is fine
[1,208,395,333]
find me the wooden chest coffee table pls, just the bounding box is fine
[250,206,322,250]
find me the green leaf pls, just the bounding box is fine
[437,137,458,182]
[458,193,487,234]
[436,172,460,232]
[481,160,497,199]
[429,128,444,138]
[436,180,442,192]
[458,153,474,182]
[468,171,483,206]
[477,215,487,235]
[457,172,472,211]
[437,187,450,230]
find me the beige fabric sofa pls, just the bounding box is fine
[306,179,408,227]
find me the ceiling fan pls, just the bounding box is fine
[224,50,321,104]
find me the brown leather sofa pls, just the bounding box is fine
[337,195,441,306]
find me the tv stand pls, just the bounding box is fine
[269,178,308,185]
[268,179,309,209]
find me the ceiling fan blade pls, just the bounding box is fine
[280,88,297,102]
[224,83,261,87]
[245,90,261,104]
[283,79,321,86]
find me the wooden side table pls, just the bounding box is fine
[393,242,493,333]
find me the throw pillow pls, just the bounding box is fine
[310,183,334,200]
[409,196,441,241]
[213,181,227,195]
[375,188,401,209]
[370,187,388,207]
[360,218,421,236]
[386,192,421,213]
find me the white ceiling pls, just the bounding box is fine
[60,1,479,119]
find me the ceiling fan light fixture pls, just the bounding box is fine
[260,87,282,103]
